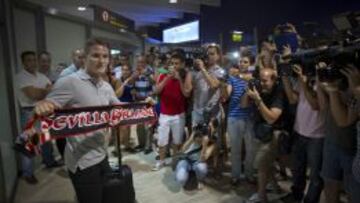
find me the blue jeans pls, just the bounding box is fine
[291,132,324,203]
[321,140,360,203]
[20,109,56,177]
[175,160,207,186]
[227,117,255,179]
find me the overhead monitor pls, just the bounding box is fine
[163,20,199,43]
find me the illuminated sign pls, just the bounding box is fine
[94,6,135,32]
[163,21,199,43]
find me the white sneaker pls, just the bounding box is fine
[247,193,265,203]
[152,161,164,171]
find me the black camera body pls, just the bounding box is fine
[193,123,209,136]
[178,68,187,81]
[287,41,360,84]
[248,78,262,92]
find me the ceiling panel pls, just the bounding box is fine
[26,0,221,28]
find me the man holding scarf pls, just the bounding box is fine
[34,38,141,203]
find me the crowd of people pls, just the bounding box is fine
[15,22,360,203]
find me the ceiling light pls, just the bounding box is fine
[48,8,58,15]
[232,51,239,58]
[77,6,87,11]
[169,0,177,4]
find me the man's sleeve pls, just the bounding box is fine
[45,77,74,108]
[210,67,226,81]
[17,74,33,89]
[108,85,121,104]
[270,88,285,110]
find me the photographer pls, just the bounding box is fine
[241,68,285,203]
[280,61,325,203]
[318,64,360,203]
[339,66,360,185]
[192,44,226,126]
[153,53,192,171]
[175,117,219,188]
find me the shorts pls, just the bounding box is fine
[157,113,185,147]
[253,134,278,170]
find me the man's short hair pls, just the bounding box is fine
[38,51,51,58]
[171,53,185,63]
[84,38,110,55]
[21,51,36,62]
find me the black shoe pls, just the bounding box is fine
[231,178,240,187]
[134,145,144,152]
[144,148,153,155]
[124,147,136,153]
[24,175,38,184]
[45,161,63,168]
[166,150,171,158]
[280,193,302,203]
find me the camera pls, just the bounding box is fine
[178,68,187,81]
[191,48,208,71]
[248,78,262,92]
[277,63,298,77]
[193,123,209,136]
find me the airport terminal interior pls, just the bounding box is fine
[1,0,360,203]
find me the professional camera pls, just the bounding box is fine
[287,42,360,84]
[193,123,209,136]
[248,78,262,92]
[178,68,187,81]
[192,48,208,62]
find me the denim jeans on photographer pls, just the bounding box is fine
[20,108,56,177]
[291,132,324,203]
[227,117,255,179]
[175,160,207,186]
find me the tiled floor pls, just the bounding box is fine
[15,127,291,203]
[14,148,291,203]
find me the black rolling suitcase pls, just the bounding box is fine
[103,129,136,203]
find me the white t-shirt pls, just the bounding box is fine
[294,84,325,138]
[16,69,51,107]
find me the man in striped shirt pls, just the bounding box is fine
[133,55,155,153]
[225,56,255,186]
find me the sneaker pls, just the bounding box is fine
[247,193,265,203]
[24,175,38,184]
[152,161,164,171]
[144,148,153,155]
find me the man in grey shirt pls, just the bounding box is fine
[35,38,120,203]
[192,44,226,126]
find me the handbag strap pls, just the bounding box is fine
[184,146,202,157]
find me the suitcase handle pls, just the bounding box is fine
[116,128,123,168]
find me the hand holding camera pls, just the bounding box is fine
[293,65,307,83]
[246,84,262,105]
[194,59,206,71]
[340,65,360,95]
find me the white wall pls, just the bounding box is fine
[13,8,37,71]
[45,16,86,67]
